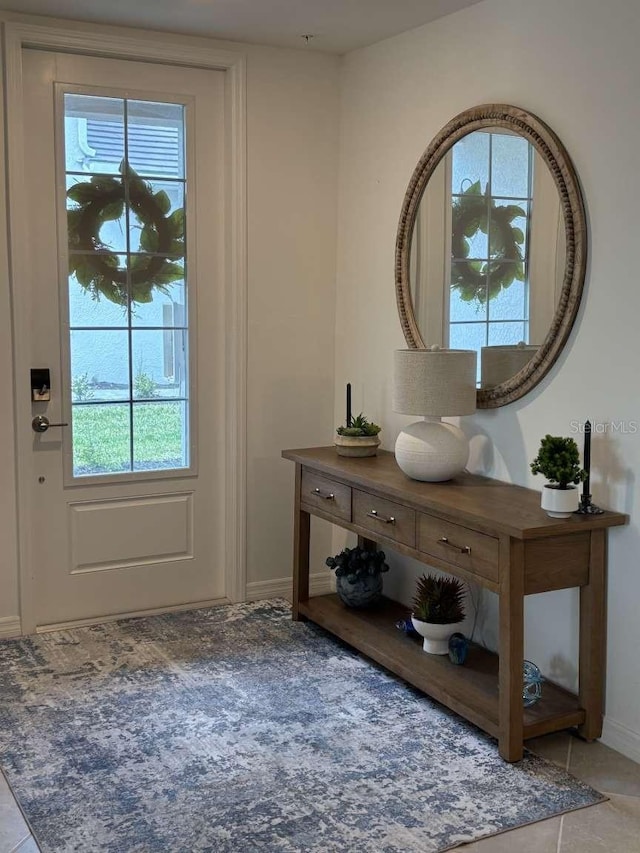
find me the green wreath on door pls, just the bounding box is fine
[67,160,185,307]
[450,180,526,304]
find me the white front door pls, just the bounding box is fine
[16,49,228,628]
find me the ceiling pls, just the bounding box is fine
[0,0,485,54]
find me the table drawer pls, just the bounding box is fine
[353,489,415,547]
[417,513,499,583]
[301,470,351,522]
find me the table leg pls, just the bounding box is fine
[357,536,377,552]
[577,529,606,741]
[498,538,525,761]
[292,464,310,621]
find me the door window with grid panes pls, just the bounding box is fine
[64,94,189,477]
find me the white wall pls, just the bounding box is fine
[245,43,340,587]
[0,13,340,621]
[335,0,640,760]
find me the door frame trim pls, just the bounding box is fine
[4,22,248,632]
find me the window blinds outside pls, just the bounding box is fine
[86,120,181,177]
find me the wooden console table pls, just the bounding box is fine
[282,446,627,762]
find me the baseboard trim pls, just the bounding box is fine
[601,716,640,764]
[35,578,336,633]
[36,597,231,634]
[246,573,334,602]
[0,616,22,638]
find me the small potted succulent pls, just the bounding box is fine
[326,546,389,608]
[411,573,466,654]
[335,413,381,458]
[530,435,587,518]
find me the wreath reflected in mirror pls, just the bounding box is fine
[67,160,185,307]
[451,180,526,304]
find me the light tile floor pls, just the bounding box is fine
[1,732,638,852]
[457,732,640,852]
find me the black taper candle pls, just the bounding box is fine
[583,420,591,496]
[346,383,352,428]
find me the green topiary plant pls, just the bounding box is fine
[412,573,466,624]
[325,546,389,584]
[336,413,381,437]
[530,435,587,490]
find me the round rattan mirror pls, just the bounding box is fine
[395,104,587,408]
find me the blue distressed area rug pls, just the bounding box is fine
[0,600,603,852]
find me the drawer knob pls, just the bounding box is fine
[312,488,335,501]
[367,509,396,525]
[439,536,471,555]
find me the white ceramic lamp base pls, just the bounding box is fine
[395,417,469,482]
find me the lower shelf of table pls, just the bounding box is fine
[298,594,585,742]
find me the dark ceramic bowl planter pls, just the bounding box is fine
[325,546,389,609]
[336,573,383,608]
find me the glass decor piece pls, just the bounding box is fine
[448,632,469,665]
[63,92,189,477]
[523,660,544,707]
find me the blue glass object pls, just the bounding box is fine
[523,660,544,706]
[395,618,420,638]
[448,632,469,665]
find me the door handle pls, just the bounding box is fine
[32,415,68,433]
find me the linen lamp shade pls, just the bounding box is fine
[480,344,538,389]
[393,348,477,416]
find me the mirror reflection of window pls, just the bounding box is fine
[409,128,564,386]
[449,130,531,365]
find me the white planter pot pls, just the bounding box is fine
[411,616,463,655]
[540,485,579,518]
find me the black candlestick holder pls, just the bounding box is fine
[576,493,605,515]
[575,419,604,515]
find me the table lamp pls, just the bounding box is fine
[480,343,538,389]
[393,347,477,481]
